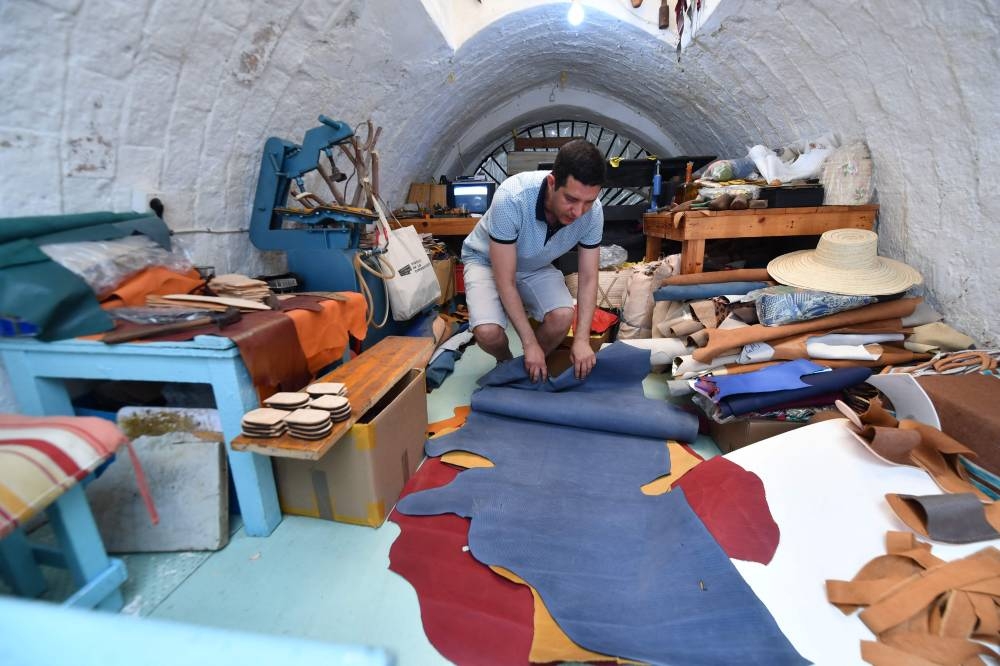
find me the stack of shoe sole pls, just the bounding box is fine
[283,408,333,440]
[306,382,348,398]
[241,407,288,438]
[309,394,352,422]
[263,392,311,410]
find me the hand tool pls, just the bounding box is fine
[102,307,242,344]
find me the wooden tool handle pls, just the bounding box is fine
[102,316,214,344]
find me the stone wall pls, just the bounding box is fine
[0,0,996,410]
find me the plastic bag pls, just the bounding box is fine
[748,135,838,184]
[598,245,628,269]
[821,141,875,205]
[701,156,757,181]
[618,255,679,339]
[40,235,193,298]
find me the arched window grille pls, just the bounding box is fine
[473,120,654,206]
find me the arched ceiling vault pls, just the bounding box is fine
[0,0,996,345]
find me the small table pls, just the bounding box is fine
[232,336,434,460]
[0,336,281,537]
[394,216,478,236]
[643,204,879,273]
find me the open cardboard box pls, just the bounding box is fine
[273,368,428,527]
[547,329,611,377]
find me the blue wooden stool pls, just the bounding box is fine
[0,415,130,611]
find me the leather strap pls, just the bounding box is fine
[859,548,1000,634]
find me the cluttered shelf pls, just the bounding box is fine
[643,204,879,273]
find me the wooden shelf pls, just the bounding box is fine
[643,204,879,273]
[394,216,479,236]
[231,336,434,461]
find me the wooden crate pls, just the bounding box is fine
[406,183,447,210]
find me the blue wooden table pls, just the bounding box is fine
[0,335,281,537]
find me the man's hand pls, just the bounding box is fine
[570,338,597,380]
[523,341,548,383]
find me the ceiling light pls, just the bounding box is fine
[567,0,584,26]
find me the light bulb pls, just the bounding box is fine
[567,0,584,26]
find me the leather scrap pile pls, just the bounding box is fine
[827,531,1000,664]
[208,273,271,301]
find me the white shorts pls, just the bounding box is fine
[463,262,574,330]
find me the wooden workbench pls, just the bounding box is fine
[643,204,879,273]
[394,216,479,236]
[231,336,434,461]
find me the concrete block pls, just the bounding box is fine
[146,0,207,58]
[123,53,182,147]
[0,3,71,132]
[64,68,125,178]
[71,0,147,80]
[0,130,63,215]
[116,145,164,190]
[61,174,113,212]
[86,431,229,553]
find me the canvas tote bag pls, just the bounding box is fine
[367,191,440,321]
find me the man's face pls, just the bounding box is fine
[546,174,601,226]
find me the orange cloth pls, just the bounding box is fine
[101,266,204,308]
[284,292,368,374]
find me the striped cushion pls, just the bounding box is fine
[0,415,128,539]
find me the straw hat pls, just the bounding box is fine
[767,229,922,296]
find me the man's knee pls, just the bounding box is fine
[473,323,507,349]
[544,307,574,333]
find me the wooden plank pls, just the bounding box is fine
[680,239,706,274]
[231,336,435,460]
[643,213,684,242]
[676,206,877,240]
[513,137,582,150]
[642,205,878,241]
[395,216,479,236]
[405,183,447,209]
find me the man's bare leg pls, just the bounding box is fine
[534,307,575,355]
[473,323,514,363]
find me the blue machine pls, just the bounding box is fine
[249,116,395,343]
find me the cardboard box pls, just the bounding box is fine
[709,418,807,454]
[547,329,611,377]
[273,369,428,527]
[708,374,955,454]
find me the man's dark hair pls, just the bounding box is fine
[551,139,605,189]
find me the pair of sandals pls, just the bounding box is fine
[838,397,1000,544]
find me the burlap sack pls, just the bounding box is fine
[617,255,679,339]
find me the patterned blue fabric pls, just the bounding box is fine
[397,349,807,665]
[474,342,699,442]
[461,171,604,272]
[652,282,770,302]
[751,285,876,326]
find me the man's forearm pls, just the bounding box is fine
[574,269,598,341]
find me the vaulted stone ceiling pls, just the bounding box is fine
[0,0,997,345]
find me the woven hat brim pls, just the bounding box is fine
[767,250,923,296]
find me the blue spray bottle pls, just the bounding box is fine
[649,160,662,212]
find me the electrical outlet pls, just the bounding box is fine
[131,189,164,213]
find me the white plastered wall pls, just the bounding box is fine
[0,0,997,411]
